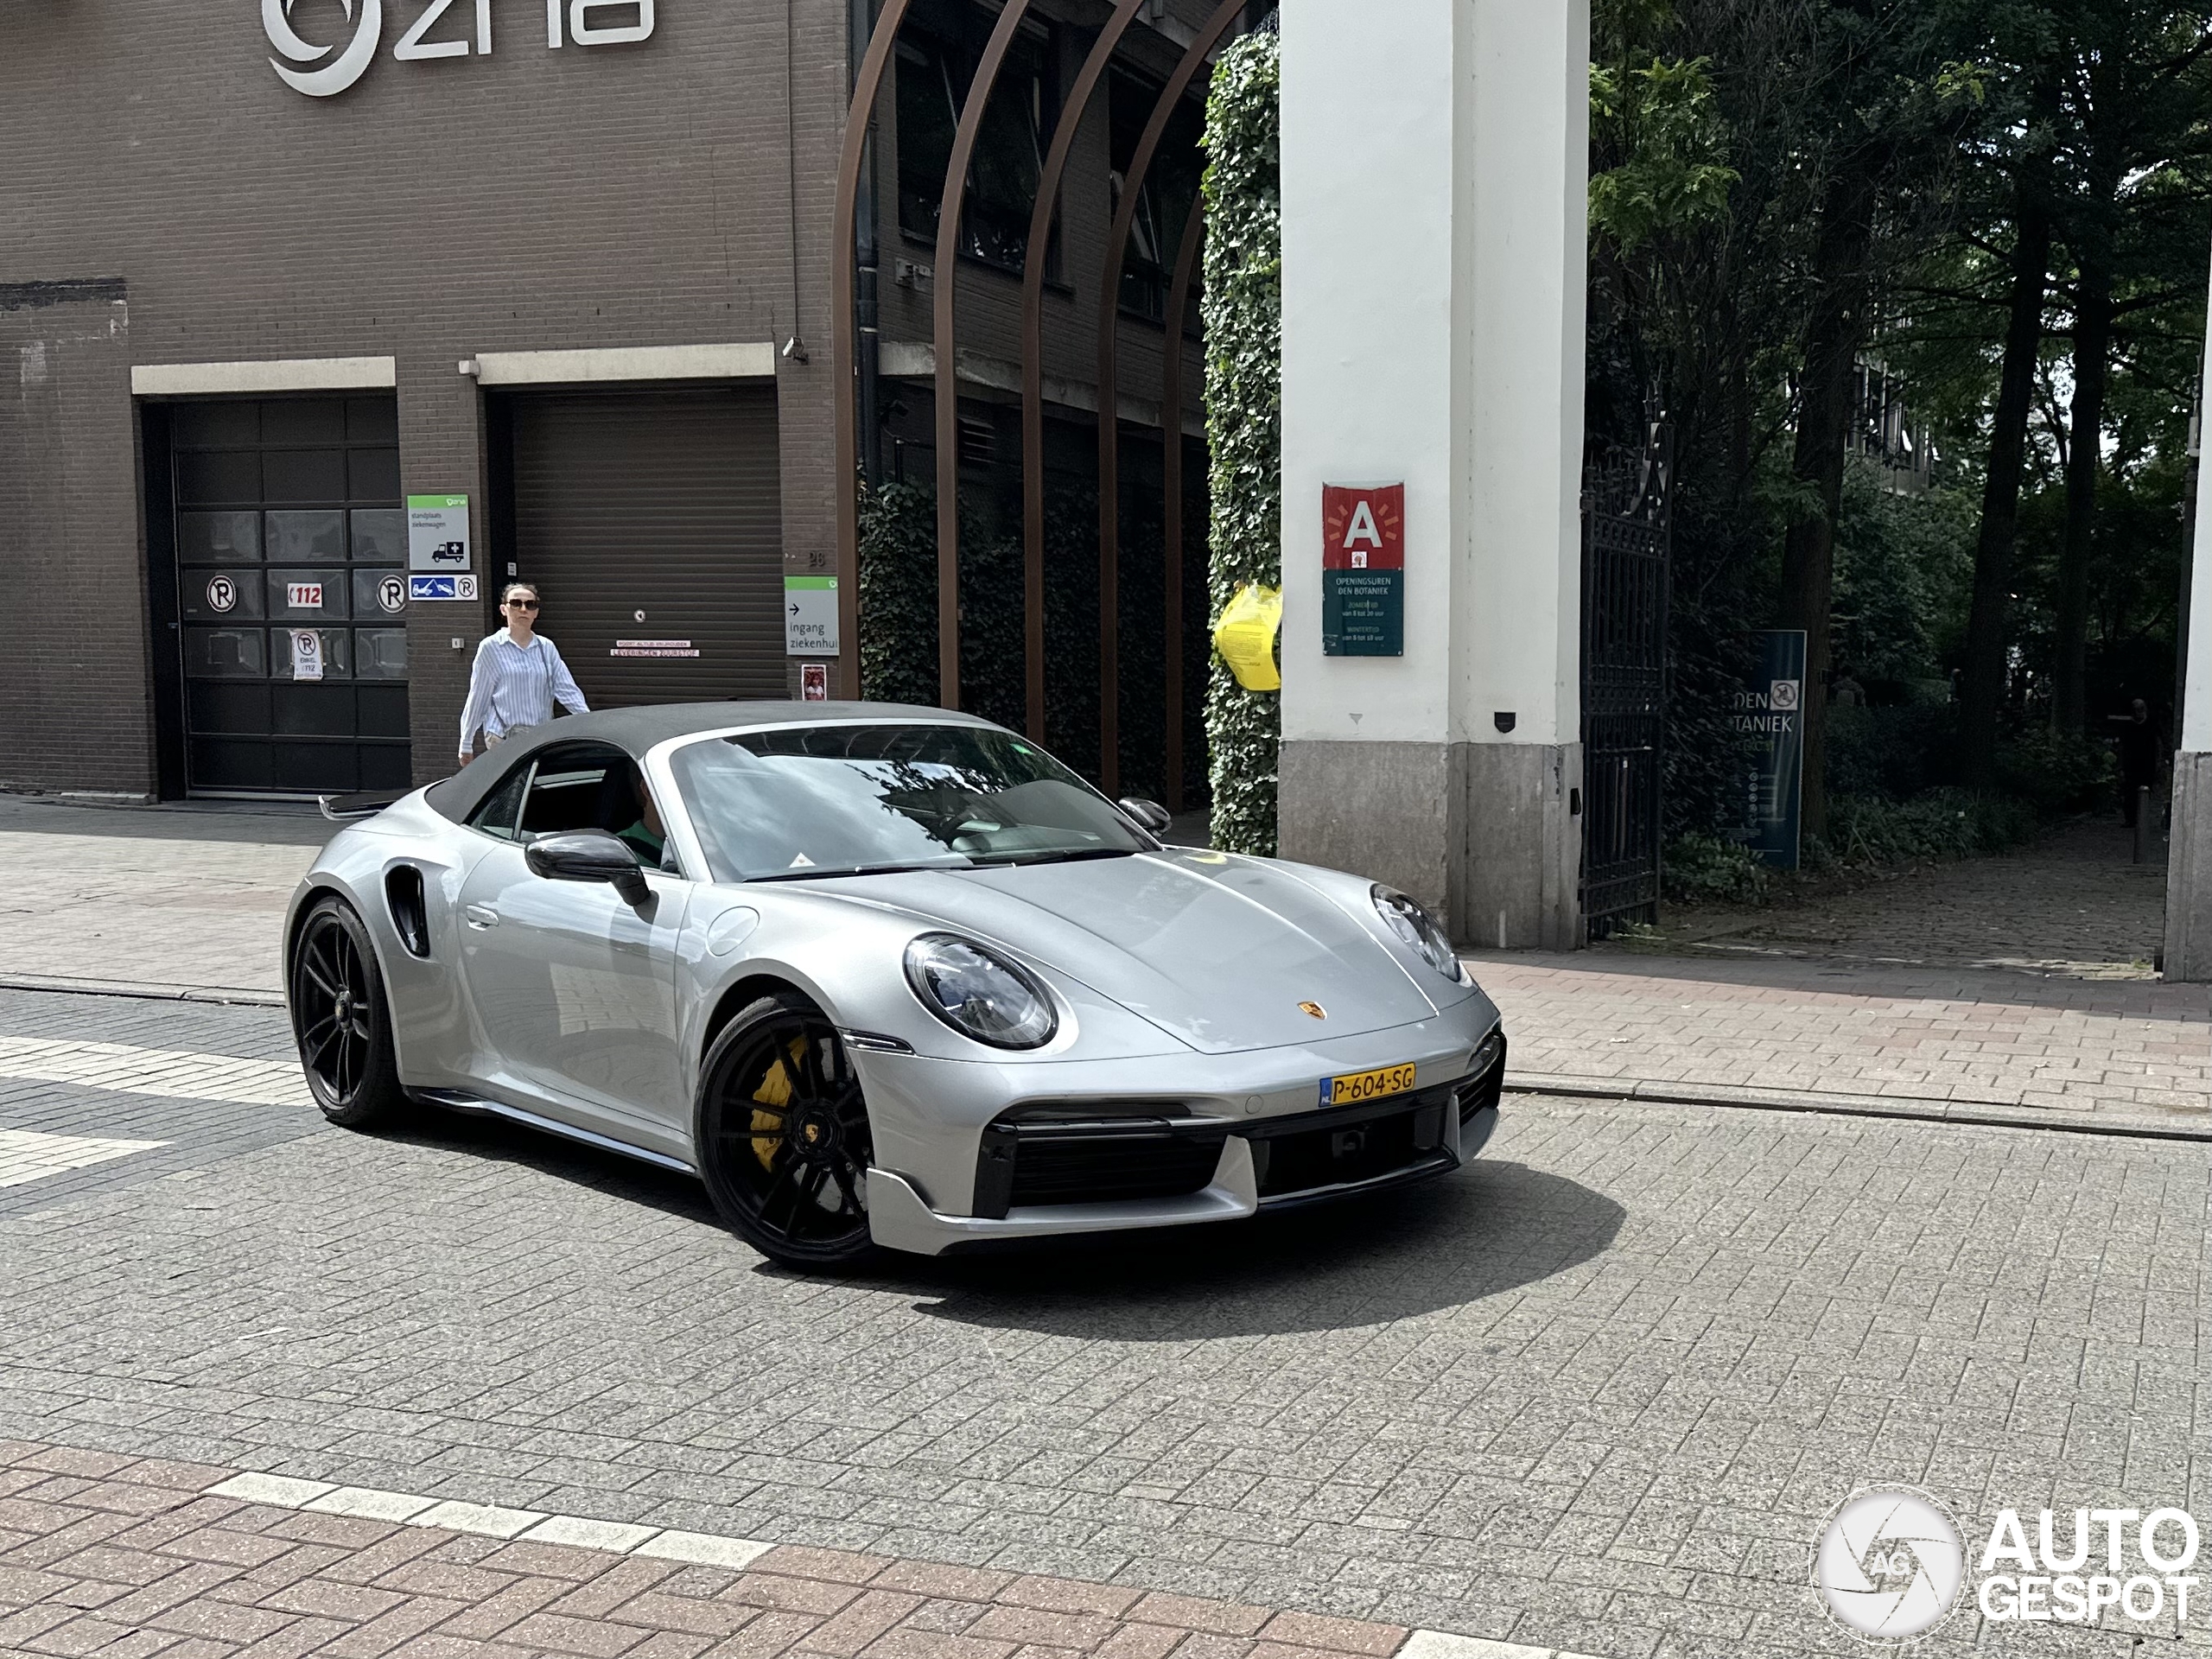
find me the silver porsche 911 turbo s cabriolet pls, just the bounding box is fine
[284,703,1508,1269]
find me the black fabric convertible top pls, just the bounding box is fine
[424,701,994,823]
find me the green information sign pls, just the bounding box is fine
[785,575,839,656]
[1321,570,1405,656]
[406,493,472,575]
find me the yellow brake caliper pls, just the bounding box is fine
[750,1036,808,1172]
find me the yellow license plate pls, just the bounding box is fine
[1319,1063,1417,1108]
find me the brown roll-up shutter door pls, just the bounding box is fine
[509,386,785,709]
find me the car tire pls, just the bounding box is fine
[697,992,880,1273]
[289,895,408,1130]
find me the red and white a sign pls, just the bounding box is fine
[1321,484,1404,572]
[1320,483,1407,658]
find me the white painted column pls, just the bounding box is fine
[1277,0,1590,949]
[2164,244,2212,979]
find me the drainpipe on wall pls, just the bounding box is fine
[853,0,884,486]
[2179,400,2196,771]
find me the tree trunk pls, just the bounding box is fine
[1778,162,1877,842]
[1959,168,2053,791]
[2054,257,2111,736]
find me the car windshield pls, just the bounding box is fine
[670,723,1150,883]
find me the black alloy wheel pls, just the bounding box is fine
[289,896,406,1128]
[697,992,877,1271]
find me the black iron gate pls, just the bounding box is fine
[1580,423,1673,935]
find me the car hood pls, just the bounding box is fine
[819,851,1446,1054]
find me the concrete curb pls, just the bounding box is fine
[1510,1071,2212,1143]
[0,973,284,1008]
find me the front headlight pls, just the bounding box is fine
[1371,885,1464,982]
[903,934,1058,1049]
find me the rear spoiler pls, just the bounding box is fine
[318,790,409,823]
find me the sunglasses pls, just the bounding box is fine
[505,598,539,610]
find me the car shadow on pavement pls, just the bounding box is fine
[387,1109,725,1226]
[892,1160,1624,1339]
[387,1111,1622,1339]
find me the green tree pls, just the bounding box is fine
[2044,3,2212,733]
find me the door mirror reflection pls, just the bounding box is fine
[1118,798,1173,836]
[525,830,652,906]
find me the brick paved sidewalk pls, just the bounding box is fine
[0,797,324,1001]
[0,1440,1522,1659]
[1470,951,2209,1127]
[1459,817,2206,1128]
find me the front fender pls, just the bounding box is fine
[674,887,1199,1184]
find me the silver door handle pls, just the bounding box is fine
[464,904,499,929]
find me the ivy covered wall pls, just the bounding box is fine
[856,470,1202,796]
[1199,31,1282,855]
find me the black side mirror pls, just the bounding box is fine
[1118,798,1173,836]
[526,830,651,906]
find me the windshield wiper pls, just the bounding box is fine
[746,861,964,884]
[971,848,1140,868]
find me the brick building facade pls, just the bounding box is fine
[1,0,1216,799]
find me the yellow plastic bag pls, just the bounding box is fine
[1213,582,1282,692]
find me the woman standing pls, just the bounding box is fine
[457,583,591,766]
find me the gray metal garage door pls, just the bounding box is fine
[507,387,785,709]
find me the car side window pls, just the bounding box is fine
[467,762,535,842]
[518,747,621,840]
[511,743,675,870]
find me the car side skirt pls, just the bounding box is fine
[415,1089,698,1178]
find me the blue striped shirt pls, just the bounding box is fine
[459,632,590,751]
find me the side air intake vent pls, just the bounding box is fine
[385,865,430,959]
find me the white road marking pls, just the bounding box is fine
[523,1515,662,1553]
[205,1470,779,1566]
[633,1529,777,1568]
[409,1499,546,1540]
[205,1471,335,1508]
[1400,1636,1578,1659]
[0,1036,310,1109]
[303,1486,440,1522]
[0,1128,170,1189]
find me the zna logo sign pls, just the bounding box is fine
[265,1,658,99]
[264,0,384,98]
